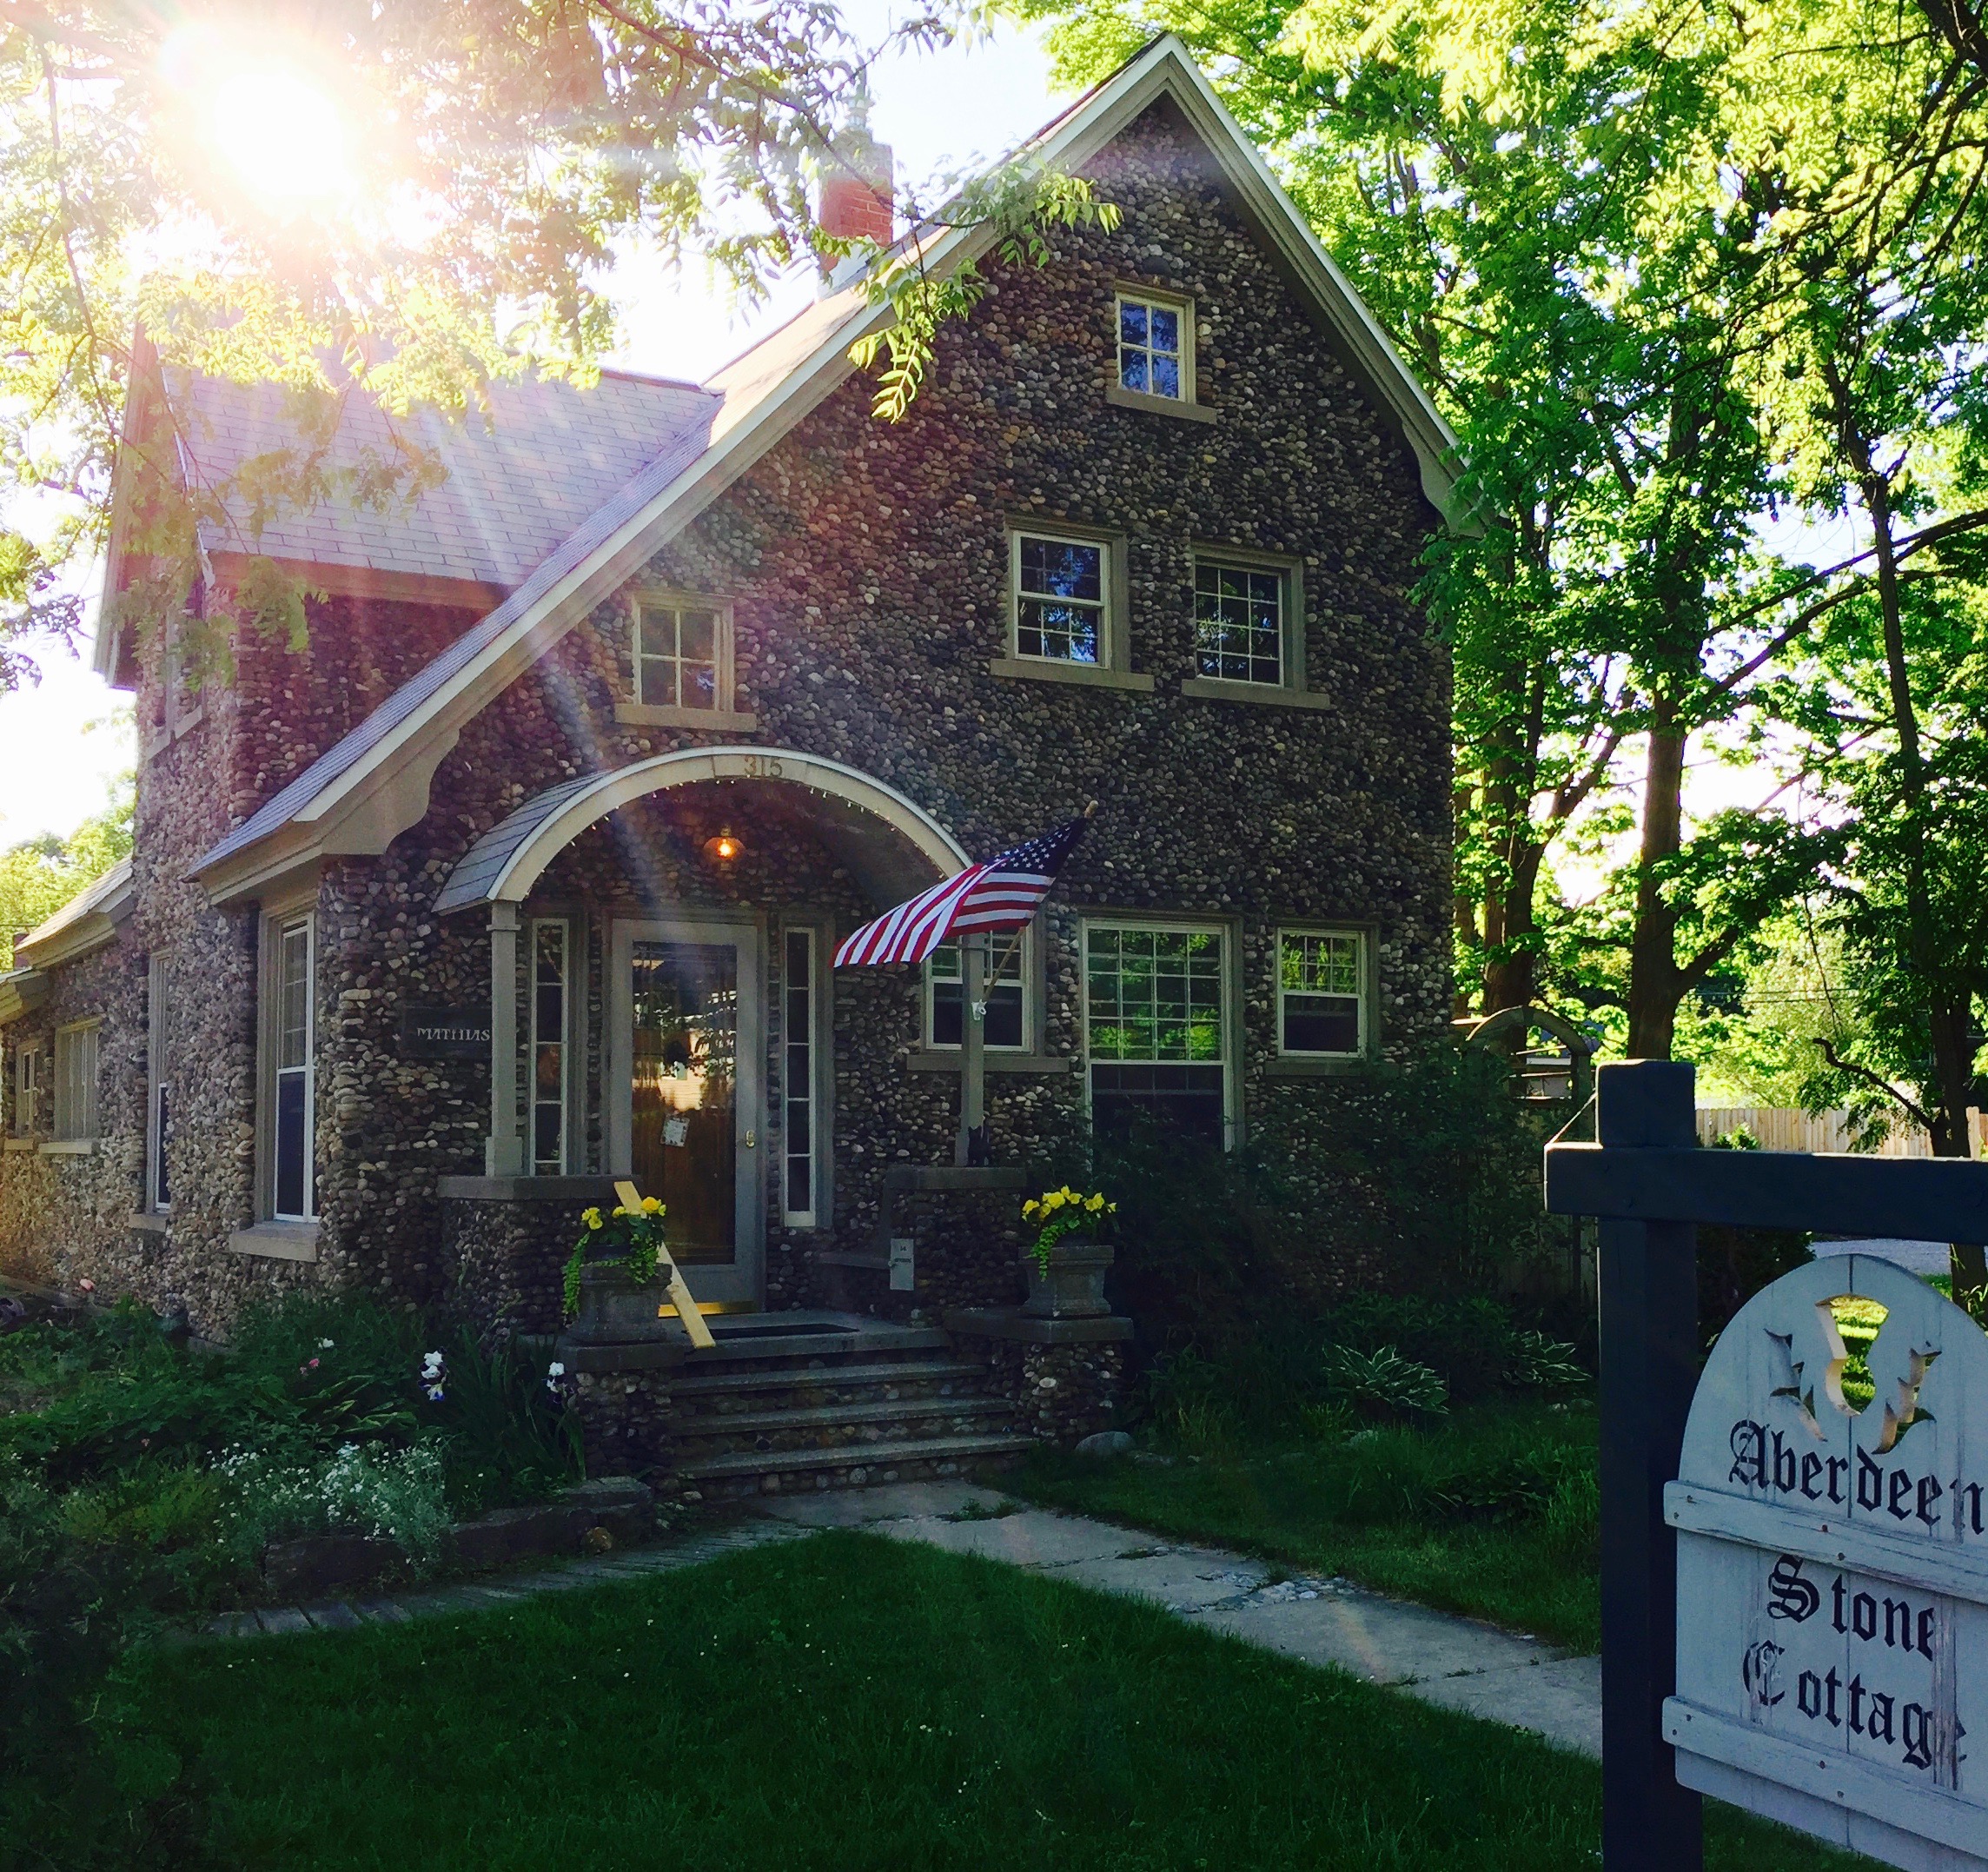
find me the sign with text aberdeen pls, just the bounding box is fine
[1665,1254,1988,1871]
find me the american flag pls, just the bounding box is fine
[833,817,1089,967]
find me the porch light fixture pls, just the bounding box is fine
[702,827,745,863]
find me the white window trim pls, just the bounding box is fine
[1276,926,1372,1061]
[1077,914,1238,1149]
[147,953,171,1212]
[1186,547,1309,696]
[924,929,1035,1054]
[11,1041,40,1139]
[52,1019,101,1144]
[626,589,740,723]
[1113,286,1196,404]
[261,909,316,1224]
[529,916,572,1177]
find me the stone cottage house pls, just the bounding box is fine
[0,39,1456,1484]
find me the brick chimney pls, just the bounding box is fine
[817,123,895,255]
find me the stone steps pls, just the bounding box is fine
[679,1431,1037,1499]
[670,1356,988,1398]
[674,1395,1017,1460]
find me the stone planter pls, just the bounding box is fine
[567,1260,670,1344]
[1019,1239,1115,1319]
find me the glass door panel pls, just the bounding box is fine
[631,939,737,1263]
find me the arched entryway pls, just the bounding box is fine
[436,748,967,1306]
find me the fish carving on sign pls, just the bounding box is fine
[1665,1255,1988,1872]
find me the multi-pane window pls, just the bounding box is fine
[53,1021,100,1143]
[1014,534,1105,665]
[926,938,1026,1051]
[12,1043,40,1138]
[273,917,314,1220]
[149,956,171,1211]
[1117,295,1184,399]
[1194,561,1285,686]
[1279,931,1368,1058]
[1083,925,1227,1145]
[634,601,720,711]
[783,927,817,1226]
[531,919,568,1176]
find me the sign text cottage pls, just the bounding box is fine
[1666,1255,1988,1870]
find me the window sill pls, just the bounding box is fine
[614,702,759,733]
[988,658,1155,694]
[907,1051,1076,1076]
[38,1139,97,1156]
[129,1211,169,1234]
[4,1137,36,1154]
[229,1220,321,1262]
[1106,385,1217,425]
[1261,1054,1373,1078]
[1181,678,1334,710]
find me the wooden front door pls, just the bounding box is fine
[607,917,764,1307]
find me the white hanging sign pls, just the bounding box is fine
[1666,1255,1988,1871]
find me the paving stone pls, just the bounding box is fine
[1404,1655,1603,1758]
[354,1599,412,1624]
[302,1603,363,1630]
[1199,1588,1555,1688]
[255,1607,311,1636]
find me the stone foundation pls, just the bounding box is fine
[944,1308,1132,1444]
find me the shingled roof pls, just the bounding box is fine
[171,368,720,592]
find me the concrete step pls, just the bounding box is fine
[679,1431,1036,1485]
[670,1357,990,1399]
[679,1321,951,1369]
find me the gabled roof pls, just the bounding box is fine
[185,36,1461,901]
[93,367,719,679]
[14,858,134,973]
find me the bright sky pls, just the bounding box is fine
[0,10,1060,846]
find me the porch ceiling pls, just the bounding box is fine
[433,746,969,916]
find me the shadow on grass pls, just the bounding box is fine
[118,1530,1872,1870]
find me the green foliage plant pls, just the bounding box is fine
[1320,1344,1449,1421]
[562,1197,667,1318]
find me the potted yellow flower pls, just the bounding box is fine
[563,1197,669,1342]
[1018,1185,1117,1319]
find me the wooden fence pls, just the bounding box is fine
[1694,1105,1988,1158]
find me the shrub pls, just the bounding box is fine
[1321,1344,1448,1420]
[216,1439,454,1569]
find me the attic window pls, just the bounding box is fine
[634,598,726,712]
[1117,293,1190,401]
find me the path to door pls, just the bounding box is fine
[203,1479,1604,1758]
[755,1481,1602,1756]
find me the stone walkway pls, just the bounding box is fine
[755,1480,1603,1758]
[198,1479,1602,1760]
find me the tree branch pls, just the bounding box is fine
[1813,1038,1935,1132]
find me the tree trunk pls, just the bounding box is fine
[1627,704,1687,1057]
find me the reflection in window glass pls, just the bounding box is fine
[1083,926,1225,1144]
[1118,296,1183,398]
[784,928,815,1225]
[1195,562,1284,686]
[1016,535,1104,664]
[1280,932,1365,1056]
[927,938,1025,1050]
[532,920,567,1175]
[274,919,312,1218]
[635,602,720,709]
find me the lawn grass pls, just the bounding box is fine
[1002,1399,1603,1650]
[122,1530,1865,1871]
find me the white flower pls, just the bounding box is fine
[421,1351,444,1373]
[547,1362,565,1377]
[318,1338,335,1350]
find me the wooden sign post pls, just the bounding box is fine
[611,1178,716,1351]
[1547,1059,1988,1872]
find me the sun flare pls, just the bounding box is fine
[162,29,357,209]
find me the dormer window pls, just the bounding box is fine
[1117,292,1189,401]
[635,599,722,710]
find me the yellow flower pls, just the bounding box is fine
[612,1205,628,1218]
[581,1207,603,1231]
[642,1196,662,1214]
[1085,1194,1104,1212]
[1022,1199,1040,1218]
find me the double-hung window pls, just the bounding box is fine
[1117,293,1189,401]
[925,936,1027,1052]
[1194,561,1287,687]
[1013,534,1107,666]
[53,1021,100,1143]
[782,926,820,1227]
[148,956,172,1211]
[12,1043,41,1138]
[271,915,314,1220]
[1278,930,1368,1059]
[1082,923,1229,1145]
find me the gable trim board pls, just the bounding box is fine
[175,37,1458,906]
[13,860,135,974]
